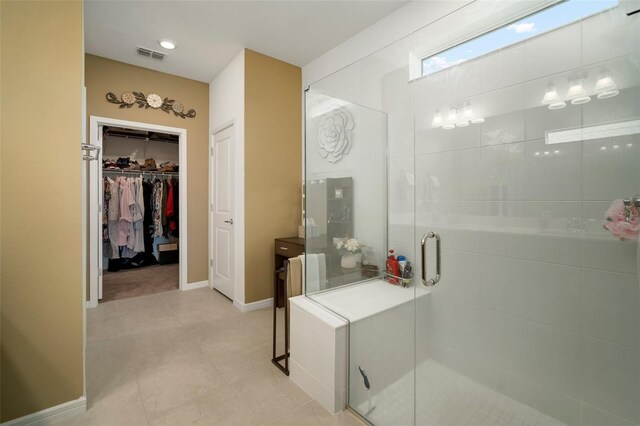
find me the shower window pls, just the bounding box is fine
[421,0,619,77]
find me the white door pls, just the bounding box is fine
[87,121,103,307]
[210,125,234,299]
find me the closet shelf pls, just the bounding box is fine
[103,169,179,176]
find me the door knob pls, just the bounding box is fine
[224,219,234,225]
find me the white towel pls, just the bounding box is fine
[318,253,327,290]
[306,254,320,294]
[299,254,305,292]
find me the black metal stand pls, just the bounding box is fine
[272,261,290,375]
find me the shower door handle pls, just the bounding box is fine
[421,232,441,287]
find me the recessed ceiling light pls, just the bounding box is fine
[159,40,176,50]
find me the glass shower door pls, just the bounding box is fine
[414,2,640,426]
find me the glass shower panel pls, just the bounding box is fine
[305,34,417,425]
[413,2,640,426]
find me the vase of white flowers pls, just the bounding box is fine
[336,237,361,269]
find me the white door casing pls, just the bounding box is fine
[210,125,235,300]
[87,116,188,307]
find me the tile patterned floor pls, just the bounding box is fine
[67,288,364,425]
[357,359,565,426]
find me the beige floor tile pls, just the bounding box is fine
[88,315,124,342]
[137,359,227,416]
[73,287,359,426]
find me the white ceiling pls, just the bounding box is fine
[84,0,409,83]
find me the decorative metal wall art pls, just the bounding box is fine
[106,92,196,119]
[317,107,354,163]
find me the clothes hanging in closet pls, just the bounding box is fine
[103,175,179,271]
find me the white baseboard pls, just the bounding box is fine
[183,280,209,291]
[233,297,273,312]
[1,397,86,426]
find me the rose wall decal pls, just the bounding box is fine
[317,107,354,163]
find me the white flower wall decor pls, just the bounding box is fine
[317,107,354,163]
[106,91,197,119]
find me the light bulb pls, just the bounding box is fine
[442,124,456,130]
[567,78,591,105]
[549,101,566,110]
[431,111,443,127]
[542,83,561,105]
[542,82,566,110]
[594,70,616,94]
[447,108,458,122]
[456,121,469,127]
[463,103,473,118]
[597,90,619,99]
[159,39,176,50]
[471,118,485,124]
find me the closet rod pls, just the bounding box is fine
[103,169,179,177]
[103,133,179,145]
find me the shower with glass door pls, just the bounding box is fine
[304,0,640,425]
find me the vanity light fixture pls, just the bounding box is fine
[442,107,458,129]
[463,103,473,118]
[431,111,443,127]
[567,77,591,105]
[447,108,458,123]
[542,82,566,110]
[594,69,619,99]
[159,39,176,50]
[456,103,471,126]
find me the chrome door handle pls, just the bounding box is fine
[224,219,234,225]
[421,232,441,287]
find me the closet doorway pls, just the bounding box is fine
[87,117,187,307]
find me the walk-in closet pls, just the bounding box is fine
[100,126,180,302]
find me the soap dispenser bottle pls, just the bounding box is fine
[386,250,400,284]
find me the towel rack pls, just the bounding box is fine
[272,260,290,375]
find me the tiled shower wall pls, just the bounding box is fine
[388,5,640,426]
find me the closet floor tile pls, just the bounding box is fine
[73,288,365,425]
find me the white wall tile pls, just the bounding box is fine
[388,112,414,158]
[581,6,640,66]
[582,403,638,426]
[500,44,526,88]
[525,24,581,81]
[520,322,582,398]
[581,238,638,275]
[523,139,581,201]
[582,87,640,130]
[389,156,415,202]
[582,135,640,202]
[581,336,640,424]
[581,269,640,348]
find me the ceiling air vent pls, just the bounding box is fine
[136,46,165,61]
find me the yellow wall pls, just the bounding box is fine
[85,55,210,283]
[0,1,84,421]
[244,49,302,303]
